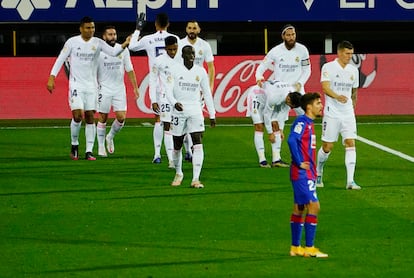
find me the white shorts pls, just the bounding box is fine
[68,88,97,111]
[247,93,265,124]
[97,89,127,113]
[159,100,173,123]
[171,104,204,136]
[321,114,357,144]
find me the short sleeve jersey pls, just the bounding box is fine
[97,44,133,94]
[262,81,294,133]
[320,58,359,117]
[149,53,177,103]
[129,30,179,70]
[166,63,216,119]
[176,37,214,66]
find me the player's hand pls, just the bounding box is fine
[136,12,146,31]
[336,95,348,103]
[152,103,160,113]
[122,35,131,48]
[134,88,140,99]
[300,161,310,170]
[210,118,216,128]
[47,76,55,94]
[174,103,183,111]
[257,79,264,88]
[294,82,301,92]
[268,133,275,143]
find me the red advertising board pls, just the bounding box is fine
[0,54,413,119]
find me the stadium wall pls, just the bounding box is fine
[0,54,413,119]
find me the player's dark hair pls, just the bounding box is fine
[103,25,116,33]
[337,40,354,50]
[281,24,295,35]
[156,13,169,28]
[165,36,177,46]
[288,92,302,108]
[300,92,321,112]
[80,16,94,26]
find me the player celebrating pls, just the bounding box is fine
[255,24,311,113]
[166,45,216,188]
[96,26,139,157]
[149,36,179,168]
[129,13,180,165]
[246,81,301,168]
[316,41,361,190]
[47,16,130,161]
[287,92,328,258]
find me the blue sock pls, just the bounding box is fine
[305,214,318,247]
[290,214,304,246]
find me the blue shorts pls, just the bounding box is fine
[292,179,318,205]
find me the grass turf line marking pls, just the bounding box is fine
[357,135,414,163]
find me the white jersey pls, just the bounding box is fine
[129,30,179,70]
[262,81,294,134]
[97,44,134,95]
[176,36,214,66]
[50,35,124,92]
[149,52,178,104]
[321,58,359,118]
[166,63,215,119]
[255,42,310,94]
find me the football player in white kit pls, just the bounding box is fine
[246,81,302,168]
[47,16,131,161]
[316,41,361,190]
[255,24,310,106]
[96,26,139,157]
[149,36,179,169]
[176,21,216,162]
[166,45,216,188]
[129,13,180,165]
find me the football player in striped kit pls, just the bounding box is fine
[287,92,328,258]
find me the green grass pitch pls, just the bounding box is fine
[0,117,413,277]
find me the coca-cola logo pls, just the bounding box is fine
[135,59,263,116]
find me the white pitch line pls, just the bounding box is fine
[357,136,414,163]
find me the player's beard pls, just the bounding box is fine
[106,40,116,47]
[284,39,296,50]
[187,32,197,40]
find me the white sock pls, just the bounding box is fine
[183,133,193,154]
[85,123,96,153]
[153,122,163,158]
[254,131,266,162]
[172,148,183,175]
[108,119,124,139]
[164,130,174,162]
[317,147,331,177]
[345,147,356,184]
[96,122,106,148]
[192,144,204,182]
[271,131,282,162]
[70,119,81,145]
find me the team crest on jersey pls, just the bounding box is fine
[196,76,200,82]
[350,75,354,81]
[167,76,173,83]
[117,54,122,59]
[198,50,203,56]
[295,56,300,63]
[323,71,329,78]
[91,46,97,51]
